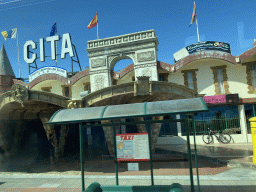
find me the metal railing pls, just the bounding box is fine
[159,114,241,136]
[187,116,241,135]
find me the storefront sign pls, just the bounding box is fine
[116,133,149,161]
[203,95,226,104]
[226,94,239,103]
[203,94,239,104]
[174,41,231,63]
[29,66,67,82]
[24,33,74,64]
[186,41,231,54]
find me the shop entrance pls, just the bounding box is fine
[64,123,108,160]
[19,119,49,161]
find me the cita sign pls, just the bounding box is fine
[29,66,67,82]
[24,33,74,64]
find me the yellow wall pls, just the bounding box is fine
[29,59,255,100]
[168,59,253,98]
[31,80,65,96]
[117,70,135,85]
[227,64,248,98]
[72,76,90,100]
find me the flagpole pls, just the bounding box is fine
[97,12,99,39]
[195,2,200,42]
[16,28,21,78]
[56,41,58,66]
[56,21,57,66]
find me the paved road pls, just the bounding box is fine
[0,168,255,192]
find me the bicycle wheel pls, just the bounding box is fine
[202,134,213,144]
[220,133,231,144]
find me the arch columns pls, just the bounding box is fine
[101,116,164,155]
[136,116,164,153]
[87,30,159,93]
[40,116,59,159]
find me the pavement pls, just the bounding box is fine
[0,143,255,192]
[157,143,256,170]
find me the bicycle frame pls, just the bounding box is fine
[208,130,221,140]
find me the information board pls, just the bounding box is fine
[116,133,150,161]
[29,66,67,82]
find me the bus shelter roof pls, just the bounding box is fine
[47,97,208,125]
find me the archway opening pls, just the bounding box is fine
[113,59,133,72]
[112,59,134,85]
[20,119,49,161]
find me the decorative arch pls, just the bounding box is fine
[86,29,159,92]
[29,74,68,89]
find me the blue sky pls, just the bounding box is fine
[0,0,256,79]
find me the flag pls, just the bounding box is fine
[50,22,57,36]
[189,2,197,27]
[1,28,17,40]
[87,13,98,29]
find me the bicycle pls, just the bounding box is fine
[202,128,231,144]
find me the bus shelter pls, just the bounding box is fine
[47,97,209,192]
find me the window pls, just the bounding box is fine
[61,85,71,98]
[158,73,168,82]
[217,69,224,94]
[187,72,194,89]
[41,86,52,92]
[112,78,117,85]
[83,82,90,92]
[159,75,165,81]
[251,65,256,90]
[64,87,69,97]
[132,76,135,81]
[181,69,198,92]
[210,65,230,95]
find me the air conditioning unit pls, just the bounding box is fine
[80,90,90,98]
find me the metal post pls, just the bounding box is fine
[113,125,119,185]
[225,112,228,133]
[79,123,85,191]
[192,114,200,192]
[71,57,73,73]
[186,115,194,192]
[16,28,21,78]
[145,118,154,186]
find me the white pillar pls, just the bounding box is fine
[176,114,182,136]
[238,105,248,143]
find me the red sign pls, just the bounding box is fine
[120,135,134,141]
[203,95,226,104]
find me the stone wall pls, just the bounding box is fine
[101,117,163,155]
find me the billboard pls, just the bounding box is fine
[29,66,67,82]
[174,41,231,63]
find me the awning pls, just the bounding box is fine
[47,97,208,125]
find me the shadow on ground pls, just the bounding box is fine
[0,147,230,175]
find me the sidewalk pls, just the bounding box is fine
[156,143,255,169]
[0,168,256,192]
[0,143,255,191]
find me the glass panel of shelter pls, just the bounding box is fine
[79,115,199,192]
